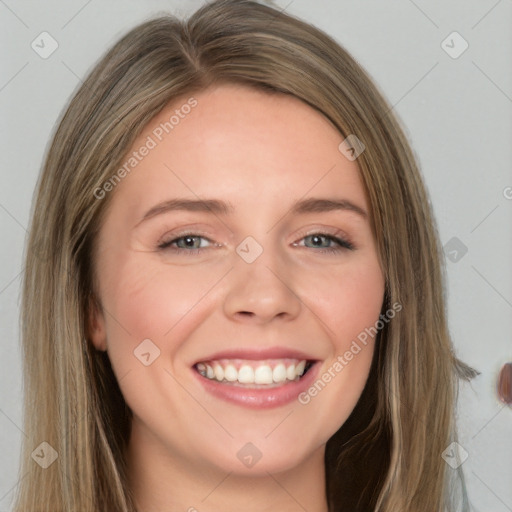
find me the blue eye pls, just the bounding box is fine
[157,234,212,254]
[157,232,354,255]
[298,234,354,253]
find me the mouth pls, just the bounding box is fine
[194,358,315,388]
[191,349,321,409]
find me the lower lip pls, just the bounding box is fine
[193,362,320,409]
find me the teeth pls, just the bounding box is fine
[286,363,296,381]
[295,360,306,376]
[254,365,273,384]
[214,364,224,381]
[238,365,255,384]
[272,363,287,383]
[196,359,310,385]
[224,364,238,382]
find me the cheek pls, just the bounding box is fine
[296,261,384,433]
[100,260,223,362]
[97,261,226,422]
[303,259,385,348]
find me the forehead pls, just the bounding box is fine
[107,83,368,219]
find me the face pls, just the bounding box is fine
[89,83,385,477]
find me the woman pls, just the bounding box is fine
[15,0,477,510]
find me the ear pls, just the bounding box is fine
[87,294,107,351]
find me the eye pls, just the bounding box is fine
[156,231,355,256]
[157,233,215,255]
[295,233,354,254]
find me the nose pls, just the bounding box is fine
[223,243,302,324]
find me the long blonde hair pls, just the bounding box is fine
[15,1,477,510]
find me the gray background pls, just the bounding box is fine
[1,1,511,510]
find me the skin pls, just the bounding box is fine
[89,83,385,512]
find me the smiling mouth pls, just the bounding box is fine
[194,358,315,388]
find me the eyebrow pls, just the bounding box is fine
[137,197,368,226]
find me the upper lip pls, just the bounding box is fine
[193,346,318,365]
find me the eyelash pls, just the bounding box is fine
[156,231,355,255]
